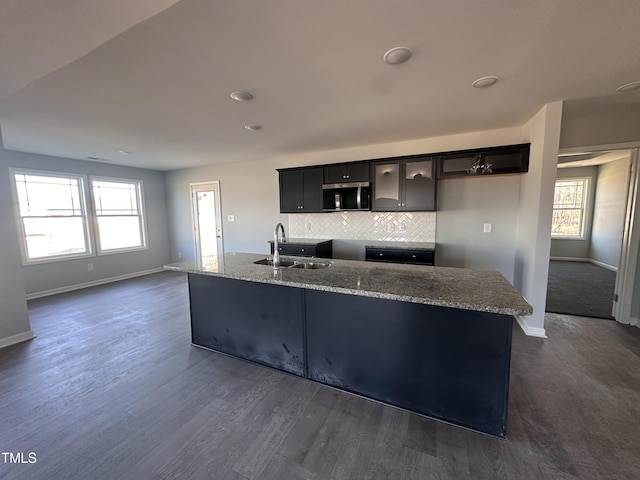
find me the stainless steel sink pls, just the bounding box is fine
[253,258,297,268]
[291,261,331,269]
[253,258,331,269]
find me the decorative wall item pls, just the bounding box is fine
[288,211,436,242]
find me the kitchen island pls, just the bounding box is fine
[166,252,532,437]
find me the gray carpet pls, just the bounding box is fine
[546,260,616,319]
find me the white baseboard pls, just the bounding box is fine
[550,257,618,272]
[515,316,547,338]
[25,268,165,300]
[588,259,618,272]
[0,330,36,349]
[549,256,588,262]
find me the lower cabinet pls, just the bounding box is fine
[187,272,513,437]
[269,240,333,258]
[188,274,305,376]
[365,246,434,265]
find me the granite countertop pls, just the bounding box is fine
[165,252,532,316]
[365,241,436,250]
[267,238,332,245]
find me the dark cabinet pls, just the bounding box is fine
[372,157,436,211]
[323,162,370,184]
[438,144,529,178]
[269,240,333,258]
[279,168,323,213]
[365,246,435,266]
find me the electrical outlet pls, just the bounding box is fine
[88,263,94,271]
[227,215,235,222]
[178,252,182,259]
[483,223,492,233]
[305,222,312,232]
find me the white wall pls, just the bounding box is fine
[590,157,631,269]
[550,166,597,260]
[436,174,521,282]
[1,149,172,296]
[560,104,640,150]
[0,150,33,348]
[514,102,563,337]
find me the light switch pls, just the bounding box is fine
[483,223,492,233]
[227,215,235,222]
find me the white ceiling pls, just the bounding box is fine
[1,0,639,171]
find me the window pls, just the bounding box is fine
[551,178,589,238]
[12,170,91,262]
[91,178,147,253]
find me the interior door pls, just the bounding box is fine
[191,182,223,261]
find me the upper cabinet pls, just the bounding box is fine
[279,168,323,213]
[437,144,530,178]
[323,162,370,184]
[372,157,436,211]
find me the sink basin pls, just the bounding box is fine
[253,258,331,269]
[292,261,331,270]
[253,258,297,268]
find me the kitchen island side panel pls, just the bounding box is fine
[188,273,305,376]
[305,289,513,437]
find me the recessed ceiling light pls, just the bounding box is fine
[616,81,640,93]
[244,124,262,131]
[472,76,499,88]
[87,156,111,162]
[118,150,130,155]
[383,46,413,65]
[230,91,254,101]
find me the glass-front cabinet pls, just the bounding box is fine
[372,157,436,211]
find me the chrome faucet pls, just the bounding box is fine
[273,222,286,269]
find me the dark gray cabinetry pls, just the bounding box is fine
[279,167,323,213]
[438,144,529,178]
[268,239,333,258]
[365,246,434,265]
[323,162,370,183]
[372,157,436,211]
[305,290,513,437]
[187,272,514,437]
[188,274,305,375]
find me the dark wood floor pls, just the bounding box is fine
[1,271,639,479]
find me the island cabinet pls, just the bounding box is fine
[372,157,436,211]
[278,167,323,213]
[168,253,533,438]
[323,162,370,184]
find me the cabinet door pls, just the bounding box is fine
[404,159,436,210]
[279,170,301,213]
[372,162,401,211]
[345,163,370,182]
[300,168,323,212]
[324,165,348,184]
[324,163,370,183]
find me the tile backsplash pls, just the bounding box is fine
[288,211,436,242]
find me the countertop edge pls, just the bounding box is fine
[164,262,532,317]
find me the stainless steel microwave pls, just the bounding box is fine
[322,182,371,211]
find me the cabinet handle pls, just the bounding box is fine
[412,255,416,258]
[379,253,384,257]
[398,203,401,207]
[301,248,305,252]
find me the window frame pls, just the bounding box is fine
[90,175,148,255]
[551,177,590,240]
[10,168,94,265]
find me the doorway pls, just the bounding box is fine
[546,148,637,321]
[190,182,223,262]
